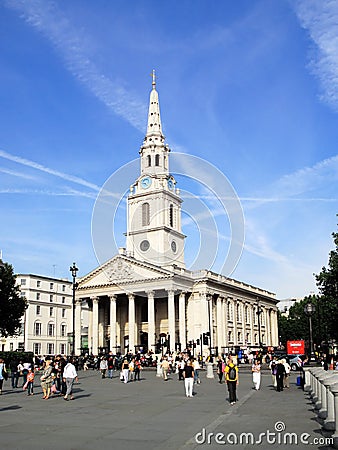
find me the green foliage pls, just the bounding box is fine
[0,260,28,337]
[278,223,338,349]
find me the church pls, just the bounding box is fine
[75,73,279,356]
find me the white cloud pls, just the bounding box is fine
[4,0,147,130]
[294,0,338,111]
[0,148,101,191]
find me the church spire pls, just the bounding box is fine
[145,69,164,142]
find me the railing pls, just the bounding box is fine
[303,366,338,448]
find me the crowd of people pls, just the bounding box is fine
[1,350,337,405]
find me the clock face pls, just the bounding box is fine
[171,241,177,253]
[141,177,152,189]
[168,179,174,190]
[140,240,150,251]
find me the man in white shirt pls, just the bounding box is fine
[63,358,78,401]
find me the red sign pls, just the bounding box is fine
[287,340,305,355]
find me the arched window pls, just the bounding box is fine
[142,203,150,226]
[155,154,160,166]
[147,155,151,166]
[169,204,174,227]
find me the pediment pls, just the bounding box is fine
[77,254,172,290]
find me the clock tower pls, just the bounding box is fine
[126,71,185,268]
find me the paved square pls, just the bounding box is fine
[0,368,330,450]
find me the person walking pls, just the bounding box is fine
[0,358,8,394]
[107,356,114,379]
[224,355,239,405]
[26,368,35,396]
[40,359,53,400]
[122,358,130,384]
[269,357,277,389]
[183,360,194,398]
[276,360,286,392]
[283,359,291,388]
[192,358,201,384]
[100,357,108,379]
[217,357,224,384]
[63,357,78,401]
[134,359,142,381]
[251,359,261,390]
[161,357,170,381]
[9,358,19,389]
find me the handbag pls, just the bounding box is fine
[3,370,8,381]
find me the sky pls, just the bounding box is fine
[0,0,337,300]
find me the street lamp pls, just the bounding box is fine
[304,302,316,361]
[69,262,78,356]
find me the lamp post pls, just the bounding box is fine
[304,302,316,361]
[69,262,78,356]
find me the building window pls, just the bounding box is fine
[36,305,41,315]
[47,343,54,355]
[48,323,55,337]
[36,293,40,300]
[246,332,250,344]
[20,291,26,298]
[49,307,53,317]
[33,343,41,355]
[50,283,54,290]
[62,309,66,318]
[61,324,66,337]
[50,295,53,302]
[169,204,173,227]
[155,154,160,166]
[18,342,24,351]
[37,280,41,288]
[20,279,26,286]
[238,331,242,343]
[10,343,14,351]
[228,330,233,342]
[62,296,65,304]
[147,155,151,166]
[142,203,150,226]
[35,322,42,336]
[60,343,66,354]
[237,303,242,322]
[62,285,66,292]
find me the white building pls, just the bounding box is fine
[1,274,88,355]
[74,74,279,356]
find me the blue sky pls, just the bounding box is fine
[0,0,337,299]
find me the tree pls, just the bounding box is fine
[315,227,338,343]
[0,260,27,337]
[278,222,338,352]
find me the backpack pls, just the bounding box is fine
[228,365,236,381]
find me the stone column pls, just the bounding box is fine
[178,292,186,350]
[147,291,155,353]
[207,294,213,349]
[128,294,135,352]
[92,297,99,355]
[167,289,176,352]
[222,297,228,350]
[74,299,82,356]
[109,295,117,353]
[216,296,223,354]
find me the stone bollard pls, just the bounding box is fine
[323,376,338,431]
[206,362,214,379]
[330,383,338,449]
[311,368,323,404]
[318,373,337,419]
[156,362,162,377]
[303,367,311,392]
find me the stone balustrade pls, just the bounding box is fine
[305,367,338,448]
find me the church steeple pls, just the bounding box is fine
[145,70,164,142]
[126,72,186,269]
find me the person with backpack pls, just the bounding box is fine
[224,355,239,405]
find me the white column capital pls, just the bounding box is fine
[146,290,155,298]
[91,296,99,304]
